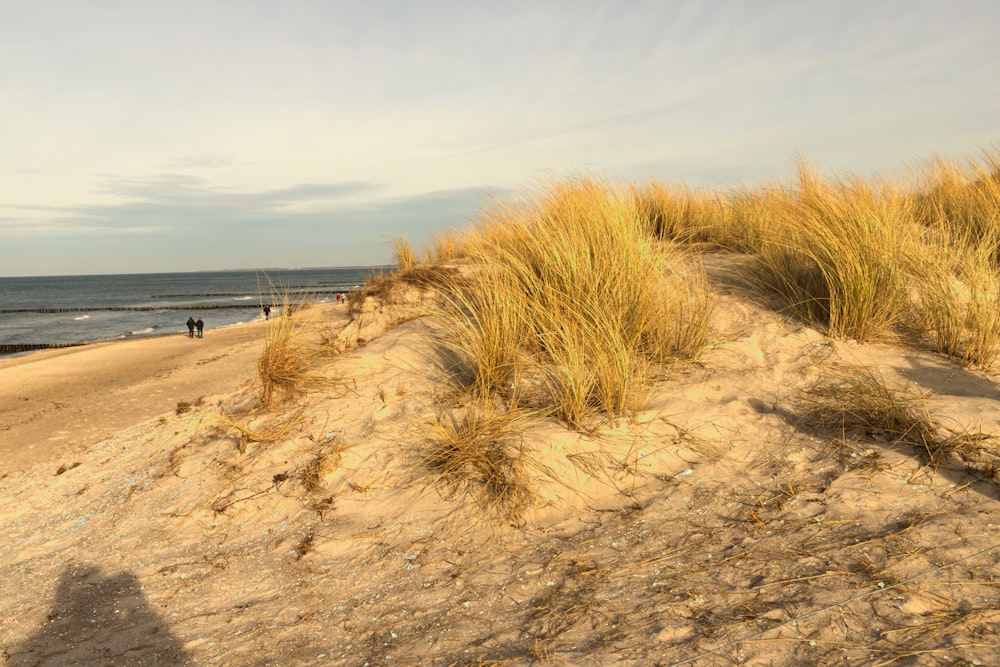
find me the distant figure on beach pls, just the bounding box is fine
[195,318,204,338]
[263,305,271,320]
[186,317,195,338]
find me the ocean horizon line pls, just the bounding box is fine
[0,265,396,280]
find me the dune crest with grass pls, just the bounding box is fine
[2,150,1000,666]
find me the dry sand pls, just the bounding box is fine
[1,270,999,666]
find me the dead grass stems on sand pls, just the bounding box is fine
[799,364,991,470]
[217,407,307,454]
[301,436,350,494]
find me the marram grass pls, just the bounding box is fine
[750,163,914,343]
[422,407,539,524]
[384,146,1000,434]
[435,177,714,426]
[257,291,326,407]
[340,146,1000,526]
[392,236,417,272]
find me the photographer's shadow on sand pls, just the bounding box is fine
[6,564,191,666]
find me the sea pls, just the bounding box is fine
[0,267,390,355]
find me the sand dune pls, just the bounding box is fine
[1,273,999,666]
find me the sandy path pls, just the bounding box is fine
[0,322,267,476]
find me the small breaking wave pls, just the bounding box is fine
[73,314,91,321]
[130,326,156,335]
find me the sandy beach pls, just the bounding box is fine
[1,276,999,666]
[0,321,269,476]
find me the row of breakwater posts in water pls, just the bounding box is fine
[148,287,344,298]
[0,290,351,315]
[0,342,87,355]
[0,305,264,314]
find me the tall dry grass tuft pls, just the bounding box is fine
[960,264,1000,369]
[727,186,790,254]
[424,229,466,264]
[422,408,538,524]
[913,150,1000,255]
[434,265,531,404]
[257,291,325,407]
[908,239,1000,368]
[911,247,968,359]
[750,162,913,343]
[393,236,418,272]
[629,180,730,246]
[438,178,713,426]
[644,260,715,362]
[905,151,1000,367]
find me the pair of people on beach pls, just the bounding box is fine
[186,317,204,338]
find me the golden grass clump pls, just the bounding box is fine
[908,239,1000,369]
[437,177,714,426]
[629,180,730,246]
[912,150,1000,255]
[393,236,418,272]
[422,408,538,524]
[750,163,914,343]
[726,185,791,254]
[257,292,325,407]
[423,229,466,264]
[904,151,1000,368]
[960,268,1000,369]
[434,265,530,405]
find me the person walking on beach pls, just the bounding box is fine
[195,318,204,338]
[186,317,196,338]
[263,305,271,320]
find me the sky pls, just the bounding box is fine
[1,0,998,277]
